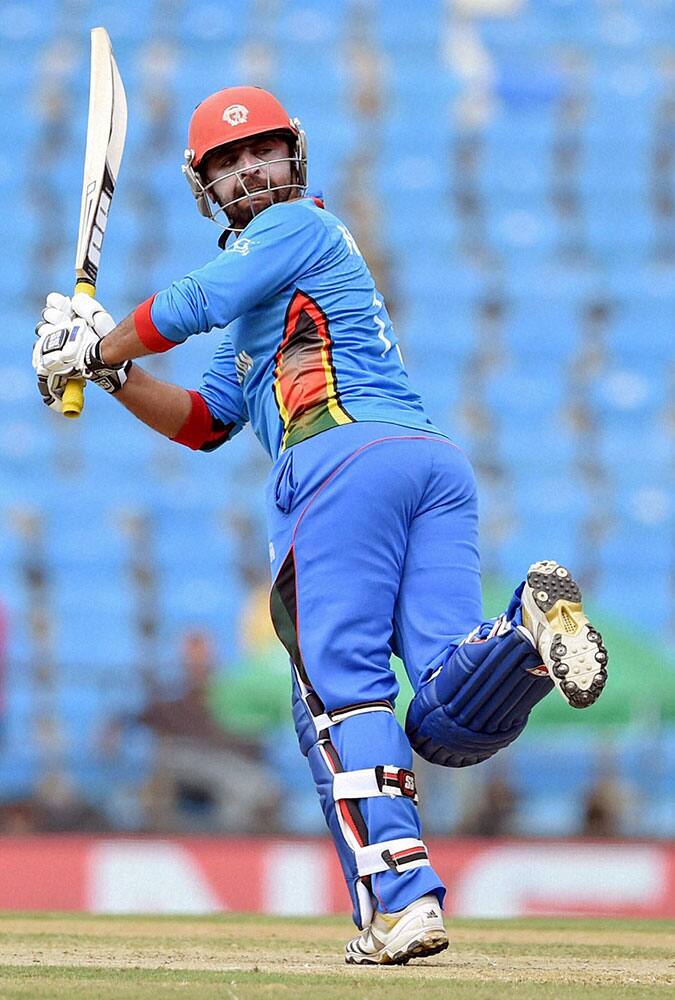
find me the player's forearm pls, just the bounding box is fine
[114,364,192,439]
[99,313,156,365]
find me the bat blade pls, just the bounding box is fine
[74,26,127,289]
[64,27,127,419]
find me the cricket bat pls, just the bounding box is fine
[62,26,127,419]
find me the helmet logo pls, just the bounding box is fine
[223,104,249,126]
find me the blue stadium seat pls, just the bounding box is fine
[502,296,581,357]
[51,609,141,673]
[608,302,672,361]
[593,569,669,633]
[510,733,602,795]
[484,362,566,416]
[267,727,325,834]
[598,422,671,480]
[400,301,476,357]
[375,0,445,47]
[502,429,577,471]
[516,793,582,836]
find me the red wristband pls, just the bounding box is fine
[171,391,234,452]
[172,391,213,450]
[133,294,179,353]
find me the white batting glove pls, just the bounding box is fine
[70,292,116,339]
[36,371,71,413]
[36,291,72,332]
[69,292,132,394]
[33,292,75,373]
[33,292,131,401]
[33,318,92,381]
[32,292,76,412]
[33,292,81,412]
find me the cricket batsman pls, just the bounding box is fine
[33,86,609,964]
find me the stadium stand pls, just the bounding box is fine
[0,0,673,837]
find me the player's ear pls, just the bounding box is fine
[197,161,220,205]
[199,151,219,184]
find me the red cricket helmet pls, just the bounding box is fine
[188,85,300,169]
[182,85,307,232]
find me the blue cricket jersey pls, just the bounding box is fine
[149,197,441,459]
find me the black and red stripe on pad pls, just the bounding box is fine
[381,844,428,873]
[322,740,370,850]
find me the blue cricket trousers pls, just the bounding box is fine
[266,421,482,924]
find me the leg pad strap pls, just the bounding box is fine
[356,837,430,877]
[293,680,395,757]
[334,765,418,804]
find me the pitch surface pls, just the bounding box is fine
[0,913,672,998]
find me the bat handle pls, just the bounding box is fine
[62,279,96,419]
[62,377,85,418]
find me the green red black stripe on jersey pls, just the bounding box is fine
[273,289,353,449]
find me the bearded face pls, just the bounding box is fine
[201,133,298,231]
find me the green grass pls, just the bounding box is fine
[0,914,671,999]
[2,967,675,1000]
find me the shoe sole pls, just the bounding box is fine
[524,560,608,709]
[387,930,449,965]
[345,929,449,966]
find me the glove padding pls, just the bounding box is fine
[33,292,131,410]
[70,292,132,393]
[36,371,71,412]
[33,292,81,413]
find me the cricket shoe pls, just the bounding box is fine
[344,894,448,965]
[520,560,608,709]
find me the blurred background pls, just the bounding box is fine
[0,0,674,874]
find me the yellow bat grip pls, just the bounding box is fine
[61,280,96,418]
[61,377,85,418]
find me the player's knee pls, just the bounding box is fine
[406,621,553,767]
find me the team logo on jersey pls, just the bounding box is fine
[223,104,249,126]
[227,237,253,256]
[235,350,254,383]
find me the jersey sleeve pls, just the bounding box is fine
[171,334,248,452]
[137,203,330,348]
